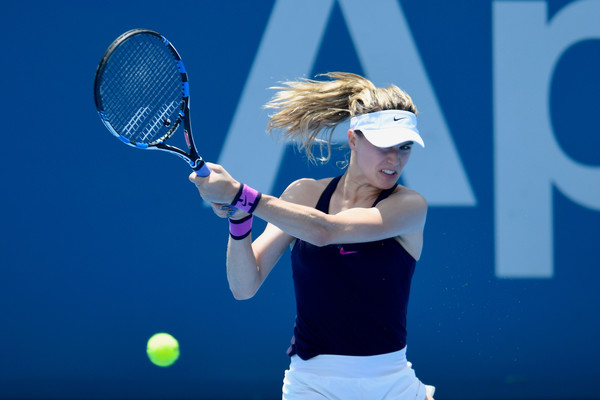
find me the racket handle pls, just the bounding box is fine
[194,162,211,177]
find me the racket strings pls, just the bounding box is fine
[99,33,183,145]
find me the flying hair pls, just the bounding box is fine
[264,72,417,163]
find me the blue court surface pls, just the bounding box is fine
[0,1,599,399]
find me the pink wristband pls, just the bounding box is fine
[229,214,253,240]
[231,184,262,214]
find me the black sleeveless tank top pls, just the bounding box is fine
[288,175,417,360]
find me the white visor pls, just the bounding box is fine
[349,110,424,148]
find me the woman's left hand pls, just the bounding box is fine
[188,162,241,205]
[210,202,248,220]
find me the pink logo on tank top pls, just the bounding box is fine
[339,247,358,255]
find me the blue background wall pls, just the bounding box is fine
[1,1,599,399]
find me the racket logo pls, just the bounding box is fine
[184,131,191,148]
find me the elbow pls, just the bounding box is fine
[229,283,259,301]
[308,227,335,247]
[226,263,264,300]
[306,215,340,247]
[231,289,255,301]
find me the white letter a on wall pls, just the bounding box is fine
[219,0,476,206]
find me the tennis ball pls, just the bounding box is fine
[146,333,180,367]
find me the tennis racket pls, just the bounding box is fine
[93,28,210,176]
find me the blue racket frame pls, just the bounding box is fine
[94,29,210,176]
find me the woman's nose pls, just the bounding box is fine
[385,149,400,164]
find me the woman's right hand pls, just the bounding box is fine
[189,162,241,205]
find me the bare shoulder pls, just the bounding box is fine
[390,186,427,260]
[390,185,428,211]
[280,177,333,207]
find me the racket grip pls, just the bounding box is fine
[194,162,211,177]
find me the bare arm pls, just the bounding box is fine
[191,164,427,247]
[214,180,317,300]
[190,165,427,297]
[251,179,427,247]
[226,222,292,300]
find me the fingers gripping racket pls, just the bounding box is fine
[94,29,210,176]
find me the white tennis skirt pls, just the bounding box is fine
[282,347,429,400]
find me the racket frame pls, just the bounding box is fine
[94,29,208,175]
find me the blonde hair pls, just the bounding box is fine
[264,72,417,163]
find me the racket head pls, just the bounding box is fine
[93,29,189,149]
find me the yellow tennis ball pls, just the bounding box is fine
[146,333,180,367]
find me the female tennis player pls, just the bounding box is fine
[189,72,434,399]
